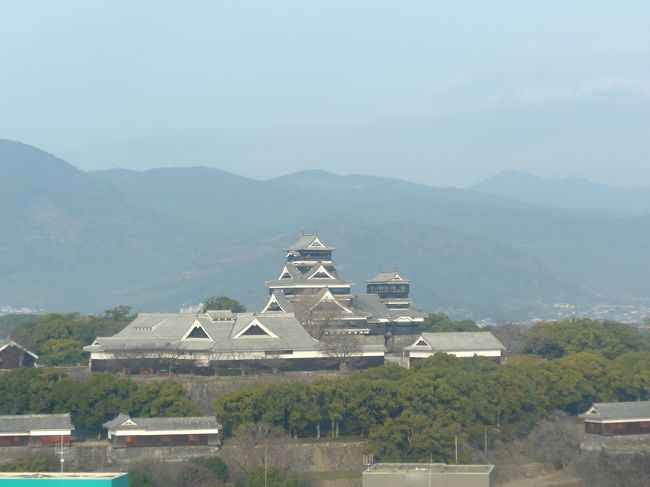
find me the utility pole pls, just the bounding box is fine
[484,425,488,458]
[455,434,458,464]
[264,435,268,487]
[56,434,67,473]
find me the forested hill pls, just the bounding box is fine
[2,139,650,319]
[472,169,650,216]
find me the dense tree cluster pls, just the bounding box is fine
[0,369,197,432]
[203,296,246,313]
[423,313,480,332]
[520,318,649,358]
[215,318,650,462]
[10,309,133,365]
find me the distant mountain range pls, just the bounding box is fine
[2,139,650,320]
[472,169,650,216]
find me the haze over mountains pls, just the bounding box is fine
[2,139,650,320]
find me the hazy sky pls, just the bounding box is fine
[1,1,649,187]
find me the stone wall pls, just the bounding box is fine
[576,434,650,487]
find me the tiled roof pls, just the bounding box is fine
[0,413,74,433]
[84,311,323,354]
[579,401,650,421]
[284,234,335,252]
[367,271,409,283]
[0,338,38,358]
[405,332,506,352]
[103,414,221,431]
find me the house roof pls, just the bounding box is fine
[579,401,650,422]
[367,271,410,283]
[84,311,324,355]
[0,413,74,433]
[0,338,38,359]
[103,414,221,431]
[405,332,506,352]
[284,234,335,252]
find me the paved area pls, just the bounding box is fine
[502,472,584,487]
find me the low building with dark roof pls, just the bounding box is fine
[0,413,74,447]
[102,414,221,448]
[362,463,495,487]
[0,338,38,369]
[404,332,506,366]
[579,401,650,436]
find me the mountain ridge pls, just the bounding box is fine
[2,139,650,319]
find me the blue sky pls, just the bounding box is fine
[1,1,649,187]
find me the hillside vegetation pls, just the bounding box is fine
[3,139,650,318]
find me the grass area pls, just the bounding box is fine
[301,471,362,481]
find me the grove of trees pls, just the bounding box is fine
[9,308,134,366]
[0,369,198,433]
[215,318,650,462]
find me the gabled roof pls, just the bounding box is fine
[262,291,295,313]
[579,401,650,422]
[367,271,410,283]
[0,338,38,359]
[85,311,323,354]
[405,332,506,352]
[0,413,74,433]
[277,263,303,280]
[284,234,335,252]
[304,264,337,280]
[103,414,221,431]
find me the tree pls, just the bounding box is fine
[105,305,134,322]
[423,313,479,332]
[235,467,302,487]
[190,457,229,482]
[0,451,59,472]
[203,296,246,312]
[128,380,198,418]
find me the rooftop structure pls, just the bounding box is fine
[0,473,128,486]
[363,463,495,487]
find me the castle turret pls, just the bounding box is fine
[367,271,411,310]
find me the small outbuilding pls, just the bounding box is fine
[102,414,221,448]
[579,401,650,436]
[404,332,506,367]
[362,463,495,487]
[0,338,38,368]
[0,413,74,447]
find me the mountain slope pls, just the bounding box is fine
[2,140,650,318]
[472,169,650,216]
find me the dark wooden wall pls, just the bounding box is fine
[0,345,36,369]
